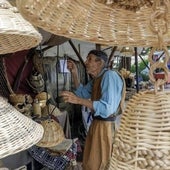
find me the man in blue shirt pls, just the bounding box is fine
[61,50,125,170]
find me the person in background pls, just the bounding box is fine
[61,50,125,170]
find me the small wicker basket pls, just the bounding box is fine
[0,96,44,159]
[9,94,26,104]
[35,92,51,101]
[36,119,65,148]
[0,0,42,54]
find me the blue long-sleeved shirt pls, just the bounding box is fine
[74,69,124,118]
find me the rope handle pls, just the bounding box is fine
[148,0,170,93]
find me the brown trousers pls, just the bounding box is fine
[82,119,115,170]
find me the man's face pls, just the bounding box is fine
[85,54,103,77]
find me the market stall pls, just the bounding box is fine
[1,0,170,170]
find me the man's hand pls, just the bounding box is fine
[61,91,80,104]
[67,59,80,88]
[61,91,94,111]
[67,59,78,74]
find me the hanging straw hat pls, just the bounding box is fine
[16,0,170,47]
[0,0,42,55]
[0,96,44,159]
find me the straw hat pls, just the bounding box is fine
[109,90,170,170]
[0,0,42,55]
[16,0,170,47]
[0,96,44,159]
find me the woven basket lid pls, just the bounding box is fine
[110,90,170,170]
[36,119,65,148]
[0,96,44,159]
[16,0,170,47]
[0,0,42,54]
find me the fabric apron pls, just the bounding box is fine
[82,119,115,170]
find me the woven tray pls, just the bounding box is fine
[16,0,170,47]
[0,0,42,54]
[109,90,170,170]
[0,96,44,159]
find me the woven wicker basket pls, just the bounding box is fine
[9,93,26,104]
[109,90,170,170]
[16,0,170,47]
[35,92,51,101]
[36,119,65,148]
[96,0,153,12]
[0,96,44,159]
[0,0,42,54]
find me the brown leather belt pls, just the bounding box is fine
[93,114,116,121]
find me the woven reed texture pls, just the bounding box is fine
[9,94,26,104]
[36,119,65,148]
[35,92,51,101]
[0,96,44,159]
[0,0,42,55]
[109,90,170,170]
[96,0,153,12]
[16,0,170,47]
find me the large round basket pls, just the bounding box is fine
[16,0,170,47]
[0,0,42,54]
[0,96,44,159]
[109,90,170,170]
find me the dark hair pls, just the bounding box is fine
[88,50,108,63]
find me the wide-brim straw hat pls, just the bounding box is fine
[0,96,44,159]
[0,0,42,55]
[109,90,170,170]
[16,0,170,47]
